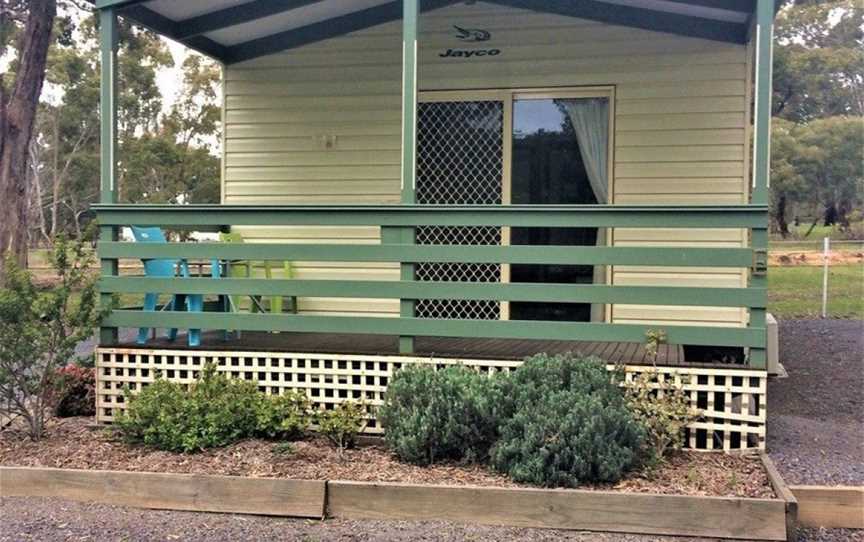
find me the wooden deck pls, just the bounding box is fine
[118,329,687,365]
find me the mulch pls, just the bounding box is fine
[0,416,774,498]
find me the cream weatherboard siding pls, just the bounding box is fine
[222,2,751,326]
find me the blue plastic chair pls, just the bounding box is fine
[131,226,203,347]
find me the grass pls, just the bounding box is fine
[770,222,864,243]
[768,264,864,319]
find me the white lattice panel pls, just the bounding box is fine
[95,348,766,451]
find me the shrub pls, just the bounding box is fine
[0,230,104,440]
[623,369,699,464]
[317,401,366,456]
[117,365,261,452]
[378,365,503,466]
[490,353,644,487]
[52,364,96,417]
[116,365,317,453]
[254,390,312,440]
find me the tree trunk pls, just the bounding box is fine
[50,111,60,238]
[0,0,56,282]
[775,193,790,238]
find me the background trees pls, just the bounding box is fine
[0,0,57,279]
[1,2,221,265]
[771,0,864,237]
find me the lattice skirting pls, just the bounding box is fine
[95,348,767,451]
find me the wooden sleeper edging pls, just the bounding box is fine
[0,467,326,519]
[0,465,794,540]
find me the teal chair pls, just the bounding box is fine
[131,226,203,347]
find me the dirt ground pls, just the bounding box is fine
[767,319,864,485]
[770,249,864,266]
[0,416,773,498]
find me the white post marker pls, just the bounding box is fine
[821,237,830,318]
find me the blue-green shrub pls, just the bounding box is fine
[378,365,503,465]
[490,353,644,487]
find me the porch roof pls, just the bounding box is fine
[94,0,764,64]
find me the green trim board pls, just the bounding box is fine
[484,0,748,44]
[118,5,228,61]
[664,0,754,11]
[172,0,326,40]
[98,242,755,268]
[94,0,146,8]
[751,0,774,205]
[104,310,766,348]
[99,277,766,308]
[99,8,119,345]
[92,204,769,228]
[94,0,756,64]
[99,9,117,204]
[398,0,418,354]
[224,0,458,64]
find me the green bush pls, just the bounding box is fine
[378,365,503,466]
[317,401,366,456]
[623,369,698,464]
[0,230,104,440]
[490,354,644,487]
[255,391,312,440]
[116,364,312,453]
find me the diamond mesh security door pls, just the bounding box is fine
[415,100,504,320]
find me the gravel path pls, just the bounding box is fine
[767,319,864,486]
[1,497,858,542]
[0,496,712,542]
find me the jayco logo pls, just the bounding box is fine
[454,25,490,42]
[440,25,500,58]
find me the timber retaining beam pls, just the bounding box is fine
[0,462,796,541]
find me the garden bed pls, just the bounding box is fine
[1,417,774,498]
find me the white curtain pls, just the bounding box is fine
[556,98,610,322]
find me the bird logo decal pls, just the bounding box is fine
[454,25,491,42]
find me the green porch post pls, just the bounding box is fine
[99,8,119,345]
[395,0,418,354]
[749,0,774,369]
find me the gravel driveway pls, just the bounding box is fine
[767,319,864,486]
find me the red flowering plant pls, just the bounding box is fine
[52,364,96,417]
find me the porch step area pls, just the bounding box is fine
[121,330,687,365]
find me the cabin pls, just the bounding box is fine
[92,0,776,451]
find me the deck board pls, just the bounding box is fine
[116,329,703,365]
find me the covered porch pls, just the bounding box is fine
[91,0,777,449]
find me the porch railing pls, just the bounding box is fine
[93,204,769,368]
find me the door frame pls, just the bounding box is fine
[418,86,616,322]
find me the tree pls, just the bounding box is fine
[769,119,808,236]
[0,0,57,282]
[120,54,221,205]
[28,11,221,239]
[773,1,864,122]
[771,117,864,235]
[794,117,864,231]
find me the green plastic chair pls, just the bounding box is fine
[218,232,297,317]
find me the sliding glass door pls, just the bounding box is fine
[509,92,611,322]
[416,88,613,323]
